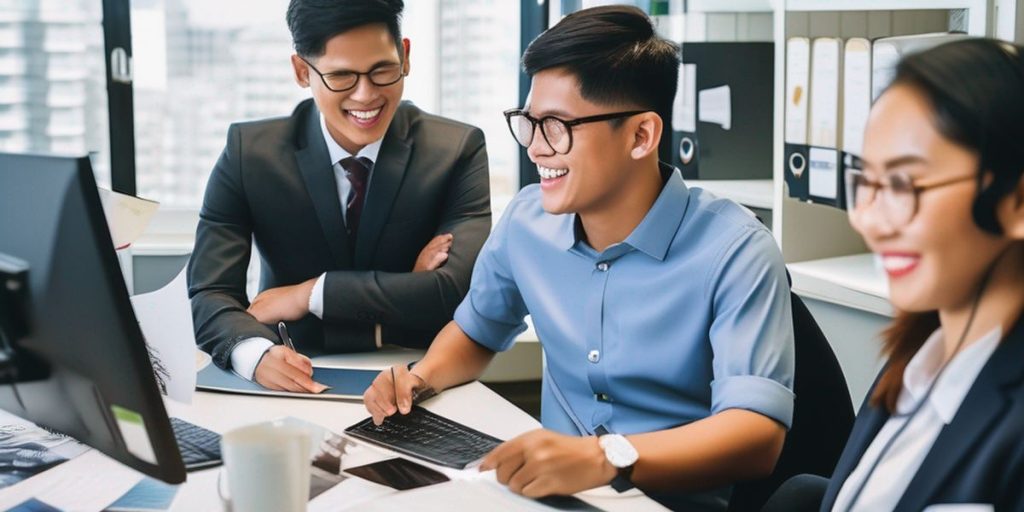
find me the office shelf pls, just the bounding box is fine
[687,179,773,209]
[769,0,988,311]
[687,0,773,13]
[784,0,984,12]
[788,253,892,317]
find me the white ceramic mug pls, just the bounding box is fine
[219,420,312,512]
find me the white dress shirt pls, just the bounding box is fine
[831,326,1002,512]
[229,113,383,381]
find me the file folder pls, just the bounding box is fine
[808,37,843,207]
[784,37,811,201]
[841,38,872,211]
[672,63,699,179]
[672,42,774,180]
[872,32,970,100]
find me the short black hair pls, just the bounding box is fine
[522,5,680,116]
[891,38,1024,235]
[286,0,404,58]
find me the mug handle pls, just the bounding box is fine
[217,468,233,512]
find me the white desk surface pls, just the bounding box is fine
[162,354,667,512]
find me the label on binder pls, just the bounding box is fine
[809,147,839,201]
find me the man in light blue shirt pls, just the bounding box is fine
[364,5,794,510]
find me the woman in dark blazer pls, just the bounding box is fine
[814,39,1024,511]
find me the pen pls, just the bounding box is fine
[391,366,399,404]
[277,321,296,351]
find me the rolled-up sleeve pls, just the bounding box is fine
[707,228,795,428]
[453,195,529,353]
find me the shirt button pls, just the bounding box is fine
[596,262,609,272]
[596,393,611,402]
[587,350,600,363]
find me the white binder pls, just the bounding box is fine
[842,38,872,158]
[784,37,811,201]
[872,32,971,100]
[808,37,843,204]
[785,37,811,146]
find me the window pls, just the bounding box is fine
[0,0,110,187]
[131,0,521,216]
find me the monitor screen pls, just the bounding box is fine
[0,153,185,483]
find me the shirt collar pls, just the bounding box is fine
[897,325,1003,423]
[319,112,383,166]
[558,163,689,261]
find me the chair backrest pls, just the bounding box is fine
[727,291,855,512]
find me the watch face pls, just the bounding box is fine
[600,434,639,468]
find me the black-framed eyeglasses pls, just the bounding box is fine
[299,56,406,93]
[845,167,976,229]
[503,108,649,155]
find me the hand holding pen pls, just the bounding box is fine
[364,364,437,425]
[251,321,329,393]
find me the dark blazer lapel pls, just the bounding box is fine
[820,400,890,510]
[895,318,1024,511]
[294,100,351,267]
[354,102,413,268]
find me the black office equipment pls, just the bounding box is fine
[0,152,187,484]
[170,417,222,471]
[345,406,503,469]
[344,457,449,490]
[674,42,774,180]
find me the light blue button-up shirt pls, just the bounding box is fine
[454,166,795,438]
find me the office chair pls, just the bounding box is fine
[727,289,855,512]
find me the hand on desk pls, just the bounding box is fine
[413,233,454,272]
[480,429,617,498]
[247,277,318,324]
[363,364,433,425]
[253,345,328,393]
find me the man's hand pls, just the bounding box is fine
[480,429,617,498]
[253,345,328,393]
[413,233,454,272]
[247,277,318,324]
[363,364,433,425]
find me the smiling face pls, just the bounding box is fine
[854,84,1009,313]
[291,23,409,155]
[524,68,648,216]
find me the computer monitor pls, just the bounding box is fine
[0,153,186,484]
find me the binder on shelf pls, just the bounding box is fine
[672,62,699,179]
[872,32,970,100]
[841,37,872,211]
[671,42,774,181]
[807,37,843,208]
[784,37,810,202]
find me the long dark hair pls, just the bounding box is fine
[872,39,1024,412]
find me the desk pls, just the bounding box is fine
[163,354,667,511]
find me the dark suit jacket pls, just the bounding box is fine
[188,99,491,369]
[820,314,1024,511]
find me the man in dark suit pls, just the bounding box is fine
[187,0,490,392]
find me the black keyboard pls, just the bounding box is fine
[171,417,222,471]
[344,406,503,469]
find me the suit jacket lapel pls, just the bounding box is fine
[895,318,1024,511]
[294,101,351,267]
[821,400,890,510]
[354,103,413,268]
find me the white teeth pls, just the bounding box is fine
[537,165,568,180]
[882,255,918,271]
[349,108,382,120]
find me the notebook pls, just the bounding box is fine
[196,363,379,400]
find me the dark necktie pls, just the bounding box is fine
[341,156,371,241]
